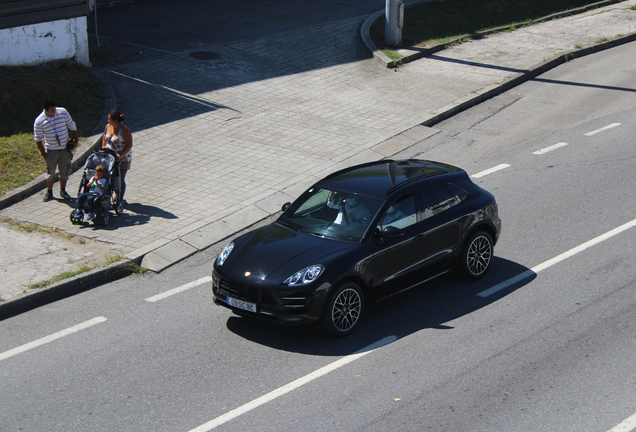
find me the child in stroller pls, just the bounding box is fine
[70,148,124,226]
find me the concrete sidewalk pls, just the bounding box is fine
[2,0,636,317]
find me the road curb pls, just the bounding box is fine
[362,0,629,69]
[0,259,137,320]
[360,0,636,127]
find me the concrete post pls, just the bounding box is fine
[385,0,404,47]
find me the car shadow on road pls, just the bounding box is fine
[224,256,536,356]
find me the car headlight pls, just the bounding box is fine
[284,265,325,285]
[216,242,234,267]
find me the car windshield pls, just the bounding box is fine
[278,187,384,242]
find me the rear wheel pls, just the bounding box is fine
[115,199,124,216]
[99,212,110,226]
[460,230,493,279]
[321,282,364,337]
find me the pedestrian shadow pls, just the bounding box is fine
[223,256,535,356]
[59,199,177,229]
[124,202,178,219]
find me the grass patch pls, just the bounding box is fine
[106,253,126,265]
[0,215,77,241]
[0,61,104,197]
[27,263,96,290]
[370,0,614,50]
[123,260,150,274]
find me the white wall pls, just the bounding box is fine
[0,17,90,67]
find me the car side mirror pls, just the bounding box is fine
[281,202,291,212]
[382,226,403,238]
[375,225,403,246]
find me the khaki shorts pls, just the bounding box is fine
[45,149,72,181]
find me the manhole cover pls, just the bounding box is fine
[189,51,220,60]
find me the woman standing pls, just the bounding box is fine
[102,110,133,203]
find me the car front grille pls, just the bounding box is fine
[213,271,310,310]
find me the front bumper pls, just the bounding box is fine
[211,270,327,326]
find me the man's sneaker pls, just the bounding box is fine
[60,190,71,200]
[43,191,53,202]
[86,213,95,221]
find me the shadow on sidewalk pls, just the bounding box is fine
[125,202,177,219]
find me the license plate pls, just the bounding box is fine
[227,296,256,313]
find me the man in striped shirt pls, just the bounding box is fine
[34,99,79,201]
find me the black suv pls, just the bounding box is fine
[213,159,501,336]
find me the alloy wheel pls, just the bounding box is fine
[331,287,362,333]
[466,235,492,276]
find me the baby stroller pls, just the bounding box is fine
[69,148,124,226]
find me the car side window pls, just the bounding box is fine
[418,183,466,221]
[379,193,417,230]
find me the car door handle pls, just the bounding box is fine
[413,234,426,241]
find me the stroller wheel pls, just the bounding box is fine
[70,209,84,225]
[101,212,110,226]
[115,199,124,216]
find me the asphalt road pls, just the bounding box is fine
[1,41,636,431]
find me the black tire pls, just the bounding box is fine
[69,209,83,225]
[460,230,493,279]
[115,199,124,216]
[321,282,365,337]
[102,212,110,226]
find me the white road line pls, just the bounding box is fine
[188,335,397,432]
[584,123,621,136]
[607,412,636,432]
[471,164,510,179]
[145,276,212,303]
[0,316,107,362]
[533,142,568,155]
[478,218,636,297]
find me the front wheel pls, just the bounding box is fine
[115,199,124,216]
[460,230,493,279]
[321,282,365,337]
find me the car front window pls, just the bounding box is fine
[279,187,383,242]
[379,193,417,230]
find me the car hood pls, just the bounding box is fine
[220,223,354,285]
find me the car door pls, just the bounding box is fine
[368,192,429,296]
[413,182,468,271]
[369,183,468,297]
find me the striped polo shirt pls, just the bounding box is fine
[33,107,77,151]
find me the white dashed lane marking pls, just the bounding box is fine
[478,218,636,297]
[584,123,621,136]
[471,164,510,178]
[0,317,107,362]
[533,142,568,155]
[144,276,212,303]
[188,336,397,432]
